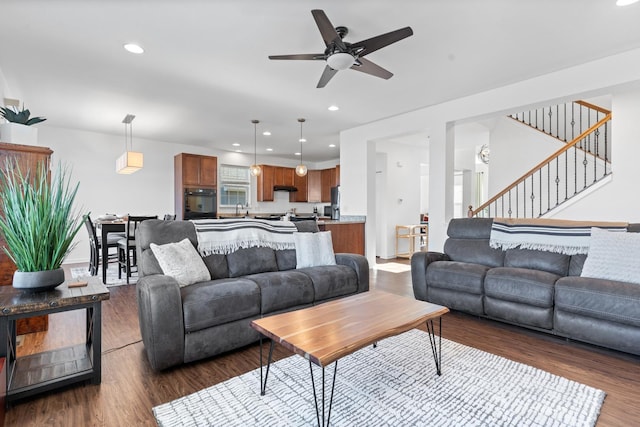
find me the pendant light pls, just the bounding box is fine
[116,114,143,174]
[249,119,262,177]
[295,118,308,177]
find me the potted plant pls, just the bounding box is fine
[0,160,83,291]
[0,105,47,145]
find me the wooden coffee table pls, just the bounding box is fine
[250,290,449,426]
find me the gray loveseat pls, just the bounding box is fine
[411,218,640,356]
[136,219,369,370]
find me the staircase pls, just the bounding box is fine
[471,101,612,218]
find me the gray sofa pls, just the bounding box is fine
[136,219,369,370]
[411,218,640,356]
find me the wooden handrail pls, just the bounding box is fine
[575,100,611,115]
[471,112,611,217]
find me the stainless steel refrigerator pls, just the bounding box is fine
[330,185,340,220]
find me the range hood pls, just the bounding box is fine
[273,185,298,192]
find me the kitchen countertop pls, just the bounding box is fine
[216,212,365,224]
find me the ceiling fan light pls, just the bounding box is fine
[327,52,355,71]
[295,164,308,177]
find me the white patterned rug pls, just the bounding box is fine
[374,262,412,273]
[153,329,604,427]
[70,263,137,287]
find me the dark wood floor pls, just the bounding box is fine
[5,260,639,426]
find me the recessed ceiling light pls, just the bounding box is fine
[299,138,307,143]
[617,0,639,5]
[295,152,301,156]
[263,131,271,136]
[232,143,240,147]
[235,149,242,153]
[328,105,339,111]
[329,144,336,148]
[124,43,144,54]
[266,148,273,152]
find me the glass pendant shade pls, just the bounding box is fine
[295,164,308,177]
[116,114,143,174]
[250,163,262,176]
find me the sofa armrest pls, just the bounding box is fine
[136,274,185,371]
[335,253,370,293]
[411,251,450,301]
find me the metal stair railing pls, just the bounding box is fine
[471,111,611,219]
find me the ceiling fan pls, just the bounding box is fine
[269,10,413,88]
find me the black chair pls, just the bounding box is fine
[163,214,176,220]
[117,215,157,283]
[84,215,120,276]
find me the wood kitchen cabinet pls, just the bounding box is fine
[319,221,365,255]
[274,166,294,187]
[306,170,322,203]
[257,165,275,201]
[175,153,218,220]
[0,142,52,334]
[321,167,339,202]
[290,172,308,202]
[175,153,217,187]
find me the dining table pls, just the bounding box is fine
[95,219,126,284]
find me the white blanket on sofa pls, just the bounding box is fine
[192,218,297,255]
[489,218,628,255]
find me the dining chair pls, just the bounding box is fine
[117,215,158,283]
[84,214,120,276]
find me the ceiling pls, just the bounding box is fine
[2,0,640,163]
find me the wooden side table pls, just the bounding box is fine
[0,278,109,404]
[395,225,426,258]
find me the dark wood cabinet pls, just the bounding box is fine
[257,165,275,202]
[290,172,308,202]
[0,143,53,334]
[176,153,217,187]
[321,167,339,202]
[307,170,322,203]
[174,153,218,220]
[319,222,365,255]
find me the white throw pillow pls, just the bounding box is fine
[150,238,211,287]
[294,231,337,268]
[580,227,640,285]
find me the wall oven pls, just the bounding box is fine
[184,188,217,219]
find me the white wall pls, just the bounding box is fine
[340,47,640,255]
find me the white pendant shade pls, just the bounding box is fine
[116,151,144,174]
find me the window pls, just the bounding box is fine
[219,164,251,207]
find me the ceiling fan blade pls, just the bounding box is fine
[351,27,413,57]
[311,9,346,50]
[317,65,339,88]
[269,54,325,60]
[350,57,393,79]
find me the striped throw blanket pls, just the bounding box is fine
[489,218,628,255]
[192,218,297,256]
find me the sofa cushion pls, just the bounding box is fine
[580,227,640,285]
[426,261,489,295]
[180,278,261,333]
[504,248,570,276]
[555,276,640,327]
[568,254,587,276]
[226,247,278,277]
[202,253,229,280]
[299,265,358,301]
[444,239,504,267]
[150,238,211,287]
[484,267,559,308]
[275,249,297,271]
[247,271,315,314]
[294,231,336,268]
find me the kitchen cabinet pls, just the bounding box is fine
[274,166,294,187]
[0,142,52,334]
[319,221,365,255]
[175,153,217,187]
[306,170,322,203]
[321,167,339,202]
[174,153,218,220]
[290,172,308,202]
[257,165,275,201]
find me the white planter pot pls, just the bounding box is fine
[0,122,38,145]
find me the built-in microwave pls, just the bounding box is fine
[184,188,217,219]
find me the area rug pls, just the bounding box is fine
[70,263,136,287]
[153,329,605,427]
[374,262,412,273]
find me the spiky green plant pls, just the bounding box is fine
[0,160,82,272]
[0,106,47,126]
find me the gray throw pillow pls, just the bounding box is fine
[294,231,336,268]
[150,238,211,287]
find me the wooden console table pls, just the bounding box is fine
[0,278,109,404]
